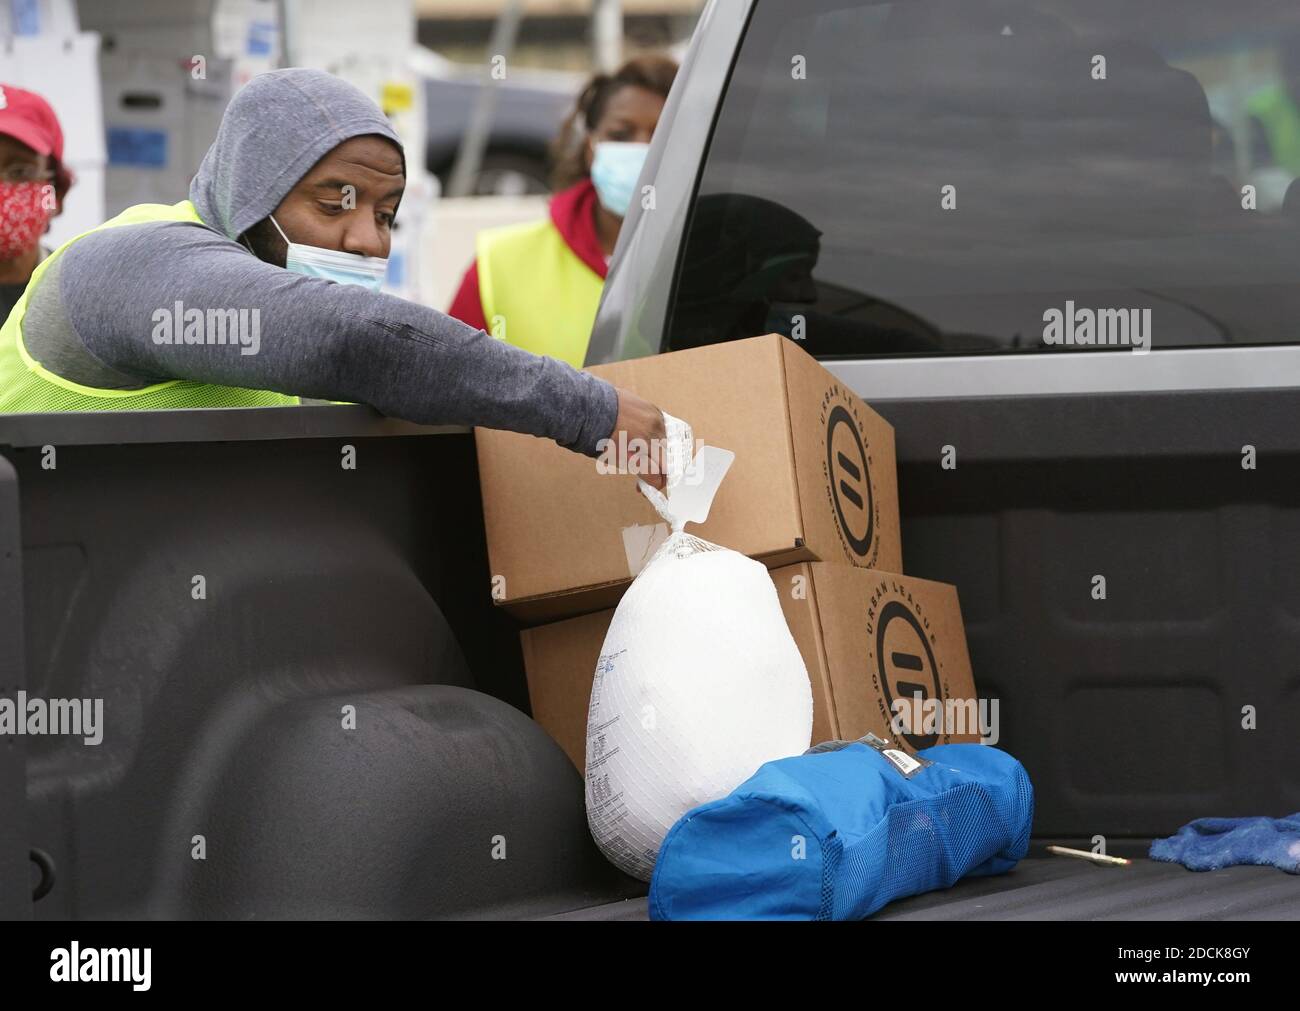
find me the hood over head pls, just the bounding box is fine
[190,68,403,241]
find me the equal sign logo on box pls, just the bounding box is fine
[822,392,879,565]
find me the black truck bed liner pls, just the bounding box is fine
[538,846,1300,921]
[6,407,1298,921]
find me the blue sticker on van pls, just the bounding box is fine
[107,128,168,168]
[12,0,40,36]
[247,20,276,57]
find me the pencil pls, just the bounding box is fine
[1047,845,1132,866]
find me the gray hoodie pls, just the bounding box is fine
[18,68,617,455]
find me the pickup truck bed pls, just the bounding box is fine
[3,402,1298,921]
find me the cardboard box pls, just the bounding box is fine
[772,563,981,752]
[520,610,612,773]
[521,564,980,774]
[476,334,901,622]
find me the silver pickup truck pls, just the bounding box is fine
[2,0,1297,922]
[582,0,1300,920]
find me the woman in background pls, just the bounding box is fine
[448,54,678,367]
[0,84,73,322]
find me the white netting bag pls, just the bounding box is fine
[584,415,814,881]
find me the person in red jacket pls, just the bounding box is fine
[448,55,677,366]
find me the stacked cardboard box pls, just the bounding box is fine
[475,334,980,773]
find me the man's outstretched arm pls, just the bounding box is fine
[51,220,623,456]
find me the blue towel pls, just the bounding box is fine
[1149,814,1300,873]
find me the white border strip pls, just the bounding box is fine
[824,344,1300,400]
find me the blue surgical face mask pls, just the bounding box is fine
[590,141,650,218]
[267,214,388,293]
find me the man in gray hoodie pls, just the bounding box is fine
[0,68,665,479]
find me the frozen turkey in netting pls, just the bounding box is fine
[584,415,813,881]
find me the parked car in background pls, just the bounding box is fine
[415,45,580,195]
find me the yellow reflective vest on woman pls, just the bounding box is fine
[452,179,609,369]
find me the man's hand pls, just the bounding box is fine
[609,387,668,490]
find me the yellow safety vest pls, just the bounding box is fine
[475,217,605,368]
[0,199,299,413]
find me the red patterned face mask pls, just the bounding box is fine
[0,181,53,260]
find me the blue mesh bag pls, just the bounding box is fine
[648,740,1034,921]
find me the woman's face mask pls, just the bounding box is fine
[267,214,388,293]
[0,181,53,260]
[590,141,650,218]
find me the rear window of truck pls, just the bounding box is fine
[668,0,1300,357]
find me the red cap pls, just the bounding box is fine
[0,83,72,195]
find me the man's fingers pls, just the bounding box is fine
[606,387,673,489]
